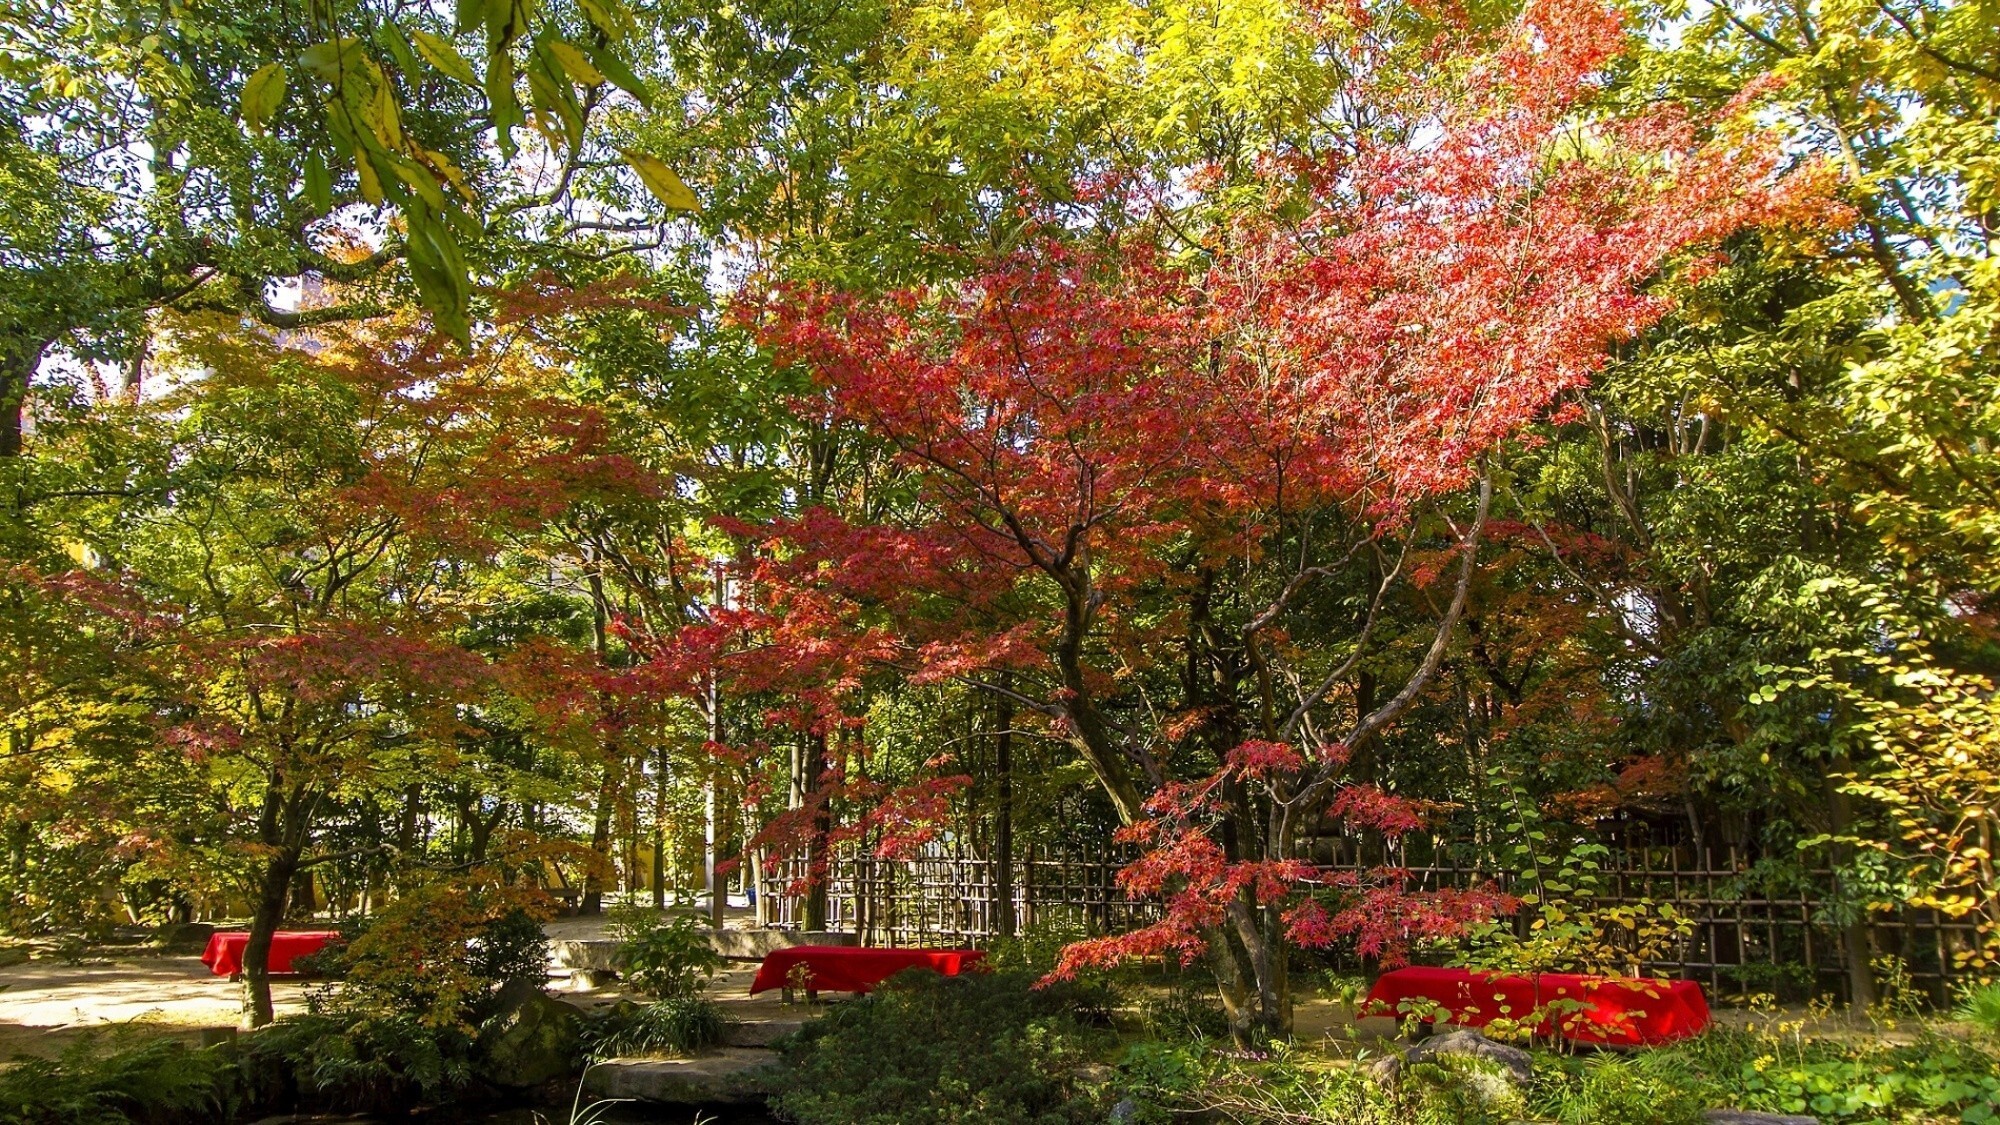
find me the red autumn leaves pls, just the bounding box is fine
[680,0,1833,972]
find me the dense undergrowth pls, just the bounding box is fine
[2,905,557,1124]
[0,1014,477,1125]
[771,969,1119,1125]
[764,960,2000,1125]
[7,936,1998,1125]
[1117,1027,2000,1125]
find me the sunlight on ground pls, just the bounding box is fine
[0,956,308,1060]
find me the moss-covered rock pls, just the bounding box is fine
[474,980,584,1089]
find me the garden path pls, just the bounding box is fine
[0,954,309,1060]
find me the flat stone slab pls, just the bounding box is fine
[713,929,857,960]
[1706,1113,1820,1125]
[723,1013,810,1048]
[550,929,856,971]
[583,1048,782,1104]
[548,941,621,971]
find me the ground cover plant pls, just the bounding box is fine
[577,906,732,1057]
[1113,1018,2000,1125]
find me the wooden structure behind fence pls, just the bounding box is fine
[757,837,1983,1004]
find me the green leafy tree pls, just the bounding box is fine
[0,0,692,456]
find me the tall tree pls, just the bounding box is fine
[716,0,1827,1041]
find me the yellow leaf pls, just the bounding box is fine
[576,0,625,38]
[624,151,699,211]
[241,62,287,133]
[356,150,385,205]
[299,38,364,82]
[410,29,480,86]
[367,76,404,149]
[391,157,446,209]
[420,147,475,201]
[547,41,605,86]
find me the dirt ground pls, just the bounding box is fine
[0,954,309,1061]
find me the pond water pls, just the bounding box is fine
[408,1103,782,1125]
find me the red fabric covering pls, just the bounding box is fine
[748,945,988,995]
[200,931,341,977]
[1362,966,1711,1046]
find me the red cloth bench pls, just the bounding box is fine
[748,945,987,996]
[200,931,342,978]
[1362,965,1711,1046]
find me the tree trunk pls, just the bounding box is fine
[6,818,31,923]
[243,778,316,1028]
[705,634,726,928]
[0,333,51,460]
[241,847,299,1028]
[288,867,316,920]
[1825,771,1879,1008]
[582,762,617,915]
[993,689,1016,939]
[653,744,668,909]
[804,731,831,932]
[393,783,422,892]
[1203,911,1290,1046]
[704,775,724,926]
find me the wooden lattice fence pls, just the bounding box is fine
[756,839,1984,1004]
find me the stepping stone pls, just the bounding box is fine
[724,1014,810,1048]
[1705,1112,1820,1125]
[583,1048,782,1104]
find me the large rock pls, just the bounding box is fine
[1369,1028,1534,1113]
[582,1049,781,1104]
[1376,1029,1534,1087]
[476,980,586,1089]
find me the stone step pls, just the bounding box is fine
[723,1014,809,1048]
[582,1048,781,1104]
[549,929,856,972]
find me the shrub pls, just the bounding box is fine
[608,908,724,999]
[1137,978,1230,1041]
[1115,1040,1206,1118]
[1723,1033,2000,1122]
[986,909,1093,976]
[1541,1025,2000,1124]
[313,885,550,1027]
[245,1012,477,1114]
[1960,982,2000,1038]
[584,996,730,1058]
[467,906,554,996]
[1531,1051,1709,1125]
[0,1035,231,1125]
[771,968,1115,1125]
[0,998,509,1122]
[1120,1041,1522,1125]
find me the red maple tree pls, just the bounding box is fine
[661,0,1831,1041]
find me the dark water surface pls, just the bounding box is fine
[398,1103,780,1124]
